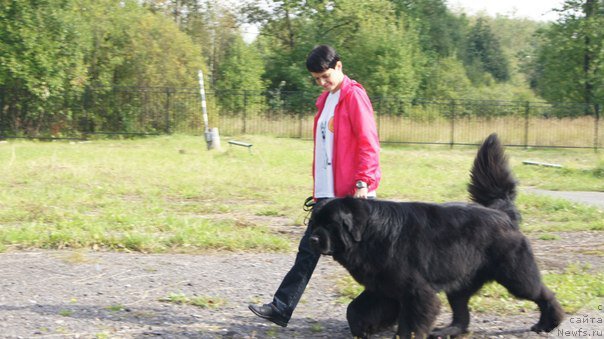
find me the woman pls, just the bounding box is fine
[249,44,381,327]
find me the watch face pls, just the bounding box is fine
[356,181,366,189]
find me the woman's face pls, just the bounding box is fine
[310,61,344,93]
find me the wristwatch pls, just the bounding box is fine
[355,180,368,189]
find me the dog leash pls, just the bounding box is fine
[302,196,315,225]
[303,196,315,212]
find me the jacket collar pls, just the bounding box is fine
[315,75,356,109]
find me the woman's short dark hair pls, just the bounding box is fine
[306,45,340,72]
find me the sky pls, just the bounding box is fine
[446,0,566,22]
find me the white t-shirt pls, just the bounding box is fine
[314,90,340,198]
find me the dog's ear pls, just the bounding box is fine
[339,198,368,242]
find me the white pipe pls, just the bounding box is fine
[198,70,212,149]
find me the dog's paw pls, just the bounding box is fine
[429,325,465,338]
[530,322,558,333]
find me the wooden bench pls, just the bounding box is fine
[228,140,253,152]
[522,160,562,168]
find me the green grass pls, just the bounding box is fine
[159,292,226,309]
[469,267,604,314]
[512,148,604,191]
[106,304,125,312]
[337,265,604,315]
[519,194,604,232]
[0,135,299,252]
[0,135,602,252]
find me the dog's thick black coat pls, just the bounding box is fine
[309,134,564,339]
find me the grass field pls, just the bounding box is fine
[1,134,603,315]
[0,134,602,252]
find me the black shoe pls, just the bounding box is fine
[248,303,289,327]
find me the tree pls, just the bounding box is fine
[215,36,266,113]
[531,0,603,106]
[0,0,90,135]
[141,0,242,87]
[389,0,467,58]
[245,0,426,99]
[84,0,205,88]
[0,0,207,136]
[464,18,510,83]
[419,57,472,99]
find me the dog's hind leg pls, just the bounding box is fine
[430,278,487,338]
[494,237,565,333]
[530,285,565,333]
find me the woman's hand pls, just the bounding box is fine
[354,187,369,199]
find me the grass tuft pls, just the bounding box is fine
[159,292,226,309]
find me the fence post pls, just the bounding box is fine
[243,90,248,134]
[375,97,381,141]
[298,92,303,138]
[524,101,530,149]
[165,88,172,134]
[595,103,600,153]
[449,99,456,148]
[82,87,91,135]
[299,109,304,139]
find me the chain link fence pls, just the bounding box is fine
[0,87,601,150]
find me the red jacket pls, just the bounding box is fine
[312,75,381,197]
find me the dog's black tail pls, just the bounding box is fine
[468,133,521,226]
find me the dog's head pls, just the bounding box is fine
[309,197,370,256]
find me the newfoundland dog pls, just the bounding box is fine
[309,134,564,339]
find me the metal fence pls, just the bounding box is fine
[0,87,601,150]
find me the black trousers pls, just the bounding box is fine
[270,195,335,320]
[271,220,319,320]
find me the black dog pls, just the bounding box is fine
[309,134,564,339]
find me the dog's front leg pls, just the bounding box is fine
[395,287,440,339]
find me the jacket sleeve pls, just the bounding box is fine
[347,87,380,188]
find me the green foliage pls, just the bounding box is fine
[247,0,426,99]
[0,0,207,136]
[1,0,601,135]
[531,0,604,106]
[464,18,510,83]
[141,0,241,90]
[0,0,90,134]
[390,0,468,58]
[215,36,266,114]
[80,0,205,88]
[419,57,472,99]
[335,0,425,98]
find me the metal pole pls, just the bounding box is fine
[198,70,212,149]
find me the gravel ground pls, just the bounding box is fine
[0,189,602,338]
[0,250,560,339]
[1,231,602,339]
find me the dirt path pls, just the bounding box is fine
[0,250,561,339]
[1,228,602,338]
